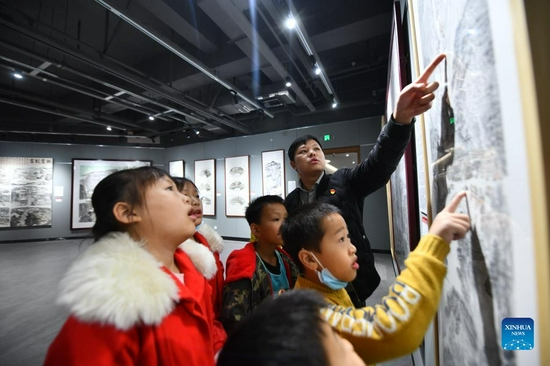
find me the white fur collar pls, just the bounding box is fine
[57,232,178,330]
[197,223,224,253]
[178,237,217,280]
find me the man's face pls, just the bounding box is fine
[290,139,326,177]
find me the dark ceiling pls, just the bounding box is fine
[0,0,394,147]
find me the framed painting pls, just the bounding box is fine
[385,1,419,274]
[194,159,216,216]
[169,160,185,178]
[70,159,151,229]
[409,0,545,364]
[224,155,250,217]
[261,149,285,198]
[0,157,53,228]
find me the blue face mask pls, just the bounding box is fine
[309,252,348,290]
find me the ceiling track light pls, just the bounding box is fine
[148,115,155,121]
[106,126,112,131]
[13,70,23,79]
[285,77,292,88]
[285,15,296,29]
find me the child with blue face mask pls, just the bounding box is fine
[281,194,470,364]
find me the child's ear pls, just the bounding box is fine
[113,202,141,224]
[250,223,261,238]
[298,249,319,271]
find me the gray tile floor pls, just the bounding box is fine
[0,241,418,365]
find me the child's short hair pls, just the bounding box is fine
[217,290,328,366]
[280,202,341,271]
[245,195,284,225]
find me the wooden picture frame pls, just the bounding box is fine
[261,149,285,198]
[70,159,151,230]
[224,155,250,217]
[194,159,216,216]
[409,0,546,364]
[169,160,185,178]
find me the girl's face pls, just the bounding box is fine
[181,181,203,226]
[133,176,196,246]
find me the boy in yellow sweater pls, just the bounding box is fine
[280,192,470,364]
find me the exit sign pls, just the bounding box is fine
[323,134,331,141]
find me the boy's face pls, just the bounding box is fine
[252,203,287,246]
[321,320,366,366]
[313,213,358,283]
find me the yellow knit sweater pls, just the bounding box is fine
[295,234,450,365]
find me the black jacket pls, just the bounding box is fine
[285,119,413,305]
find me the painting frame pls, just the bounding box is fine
[261,149,285,198]
[169,160,185,178]
[385,1,419,274]
[0,157,54,229]
[408,0,545,364]
[224,155,250,217]
[194,159,216,216]
[70,159,151,230]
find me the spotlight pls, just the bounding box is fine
[332,101,338,109]
[106,126,112,131]
[13,71,23,79]
[186,132,191,139]
[285,16,296,30]
[314,66,321,75]
[285,77,292,88]
[148,116,155,121]
[195,129,200,135]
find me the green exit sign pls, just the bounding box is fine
[323,134,331,141]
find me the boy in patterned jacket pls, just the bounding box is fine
[221,195,300,333]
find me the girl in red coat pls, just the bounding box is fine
[44,167,220,366]
[174,177,227,352]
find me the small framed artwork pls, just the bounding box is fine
[71,159,151,230]
[224,155,250,217]
[194,159,216,216]
[261,149,285,198]
[169,160,185,178]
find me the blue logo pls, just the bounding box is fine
[501,318,534,350]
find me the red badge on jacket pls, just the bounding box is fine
[330,189,336,195]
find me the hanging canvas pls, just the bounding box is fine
[0,157,53,228]
[194,159,216,216]
[261,149,285,198]
[409,0,543,364]
[224,155,250,217]
[71,159,151,229]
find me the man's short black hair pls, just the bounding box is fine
[245,195,284,225]
[288,134,323,162]
[280,202,341,272]
[217,290,329,366]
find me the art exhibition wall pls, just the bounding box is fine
[0,116,392,251]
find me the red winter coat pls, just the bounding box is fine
[44,232,218,366]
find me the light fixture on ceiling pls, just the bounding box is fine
[314,66,321,75]
[285,77,292,87]
[285,16,296,30]
[148,115,155,121]
[13,70,23,79]
[195,129,200,135]
[106,126,112,131]
[332,100,338,109]
[186,132,191,139]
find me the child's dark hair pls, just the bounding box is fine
[281,202,341,271]
[245,195,284,225]
[217,290,329,366]
[91,166,170,241]
[172,177,197,193]
[288,134,322,162]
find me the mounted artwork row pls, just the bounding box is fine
[195,150,286,218]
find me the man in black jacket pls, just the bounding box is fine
[284,54,445,306]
